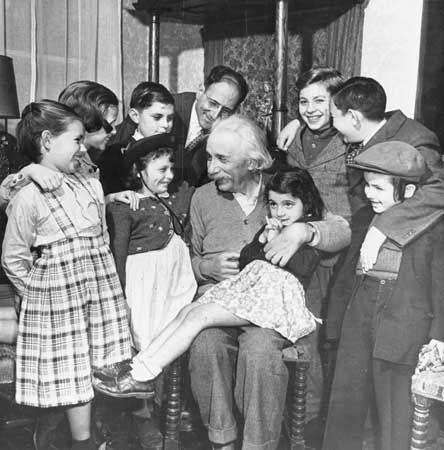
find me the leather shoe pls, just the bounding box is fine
[93,359,132,382]
[93,372,155,399]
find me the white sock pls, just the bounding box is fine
[130,357,162,381]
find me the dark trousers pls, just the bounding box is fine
[322,277,414,450]
[189,326,290,450]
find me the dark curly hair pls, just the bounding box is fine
[264,168,324,221]
[58,80,118,133]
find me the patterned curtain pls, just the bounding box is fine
[325,0,370,78]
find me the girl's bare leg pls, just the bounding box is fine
[0,307,18,343]
[138,303,202,357]
[134,303,249,378]
[65,401,91,441]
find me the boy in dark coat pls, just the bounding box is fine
[322,142,444,450]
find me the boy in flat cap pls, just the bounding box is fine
[330,76,444,273]
[322,141,444,450]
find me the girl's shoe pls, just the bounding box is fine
[93,372,155,399]
[93,360,132,382]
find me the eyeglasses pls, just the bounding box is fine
[203,93,236,118]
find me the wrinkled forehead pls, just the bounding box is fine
[205,81,241,108]
[207,128,246,158]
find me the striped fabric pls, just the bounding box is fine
[15,175,131,408]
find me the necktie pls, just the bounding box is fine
[185,130,207,153]
[346,142,364,165]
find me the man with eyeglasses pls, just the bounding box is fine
[173,65,249,186]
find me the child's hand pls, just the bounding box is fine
[360,226,386,272]
[108,190,140,211]
[264,217,283,242]
[276,119,301,151]
[23,163,63,191]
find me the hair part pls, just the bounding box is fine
[332,76,387,122]
[296,66,345,95]
[130,81,175,111]
[16,100,82,163]
[123,146,174,191]
[210,115,273,171]
[264,168,325,221]
[58,80,118,133]
[204,65,249,106]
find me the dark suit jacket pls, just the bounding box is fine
[172,92,210,187]
[348,110,444,246]
[327,205,444,365]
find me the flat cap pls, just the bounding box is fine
[124,133,176,165]
[348,141,429,182]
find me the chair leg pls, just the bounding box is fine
[410,393,432,450]
[288,359,309,450]
[164,357,182,450]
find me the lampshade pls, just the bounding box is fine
[0,55,19,118]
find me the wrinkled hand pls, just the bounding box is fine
[360,226,386,272]
[276,119,301,151]
[24,163,63,191]
[200,251,240,282]
[111,190,140,211]
[264,222,310,267]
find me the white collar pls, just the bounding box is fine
[233,175,263,216]
[132,129,145,141]
[363,119,387,146]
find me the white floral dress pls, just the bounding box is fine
[197,259,320,343]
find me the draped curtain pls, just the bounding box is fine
[0,0,122,132]
[325,0,369,78]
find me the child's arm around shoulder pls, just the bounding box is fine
[373,149,444,247]
[0,164,63,208]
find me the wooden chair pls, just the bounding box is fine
[282,343,311,450]
[410,370,444,450]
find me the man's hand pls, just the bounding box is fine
[23,163,63,191]
[106,190,140,211]
[199,251,240,282]
[264,222,311,267]
[360,226,386,272]
[276,119,301,151]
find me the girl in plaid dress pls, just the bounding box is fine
[2,100,132,450]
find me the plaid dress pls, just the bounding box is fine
[15,174,132,407]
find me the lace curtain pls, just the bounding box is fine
[0,0,123,132]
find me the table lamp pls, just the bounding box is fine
[0,55,19,120]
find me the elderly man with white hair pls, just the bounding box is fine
[188,115,350,450]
